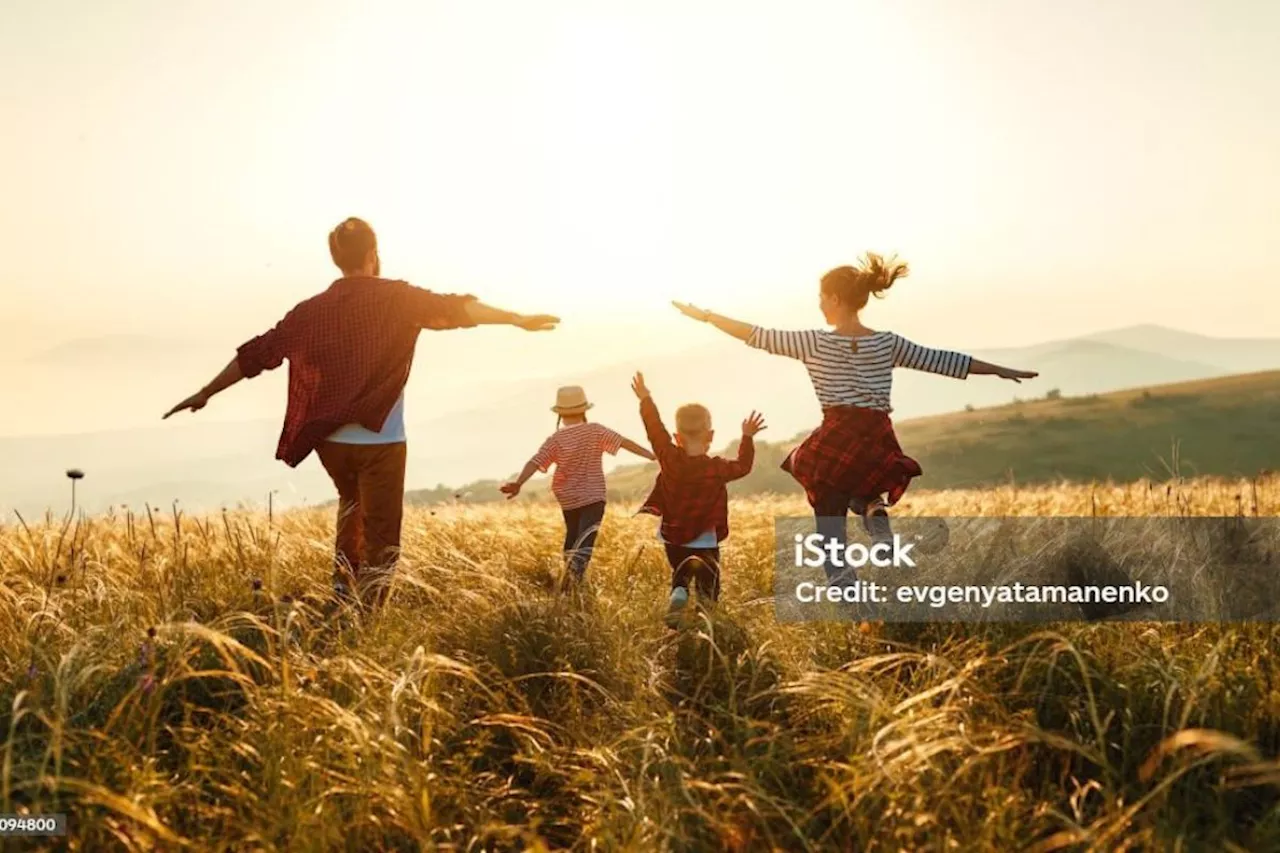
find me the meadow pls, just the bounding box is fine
[4,478,1280,851]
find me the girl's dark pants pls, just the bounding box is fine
[665,545,721,601]
[562,501,606,579]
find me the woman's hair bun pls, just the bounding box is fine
[820,252,910,309]
[859,252,909,295]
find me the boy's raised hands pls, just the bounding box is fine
[631,372,651,400]
[742,411,767,437]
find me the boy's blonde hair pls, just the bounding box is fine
[675,403,712,438]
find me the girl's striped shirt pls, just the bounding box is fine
[746,327,972,413]
[530,422,625,510]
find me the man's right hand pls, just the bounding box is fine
[499,481,521,499]
[514,314,560,332]
[164,391,209,419]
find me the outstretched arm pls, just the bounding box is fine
[464,300,559,331]
[500,460,543,499]
[163,357,245,418]
[968,359,1038,383]
[620,438,657,462]
[672,302,754,341]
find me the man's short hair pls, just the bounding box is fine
[329,217,377,274]
[675,404,712,438]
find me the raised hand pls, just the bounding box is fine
[672,301,711,322]
[514,314,560,332]
[163,391,209,419]
[499,481,521,499]
[741,410,767,437]
[631,372,651,400]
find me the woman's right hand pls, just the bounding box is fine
[672,301,711,322]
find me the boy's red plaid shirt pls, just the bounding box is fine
[636,397,754,544]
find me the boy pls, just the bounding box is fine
[630,372,766,627]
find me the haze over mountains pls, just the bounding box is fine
[4,324,1280,516]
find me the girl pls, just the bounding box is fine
[672,254,1037,583]
[502,385,655,583]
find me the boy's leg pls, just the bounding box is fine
[689,547,722,602]
[316,442,364,597]
[663,544,693,627]
[356,442,408,609]
[565,501,605,580]
[814,490,855,585]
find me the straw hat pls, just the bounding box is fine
[551,386,593,414]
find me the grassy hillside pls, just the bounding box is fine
[6,480,1280,849]
[414,370,1280,506]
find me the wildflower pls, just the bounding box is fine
[55,574,66,585]
[139,673,155,694]
[26,663,37,680]
[252,578,263,592]
[147,626,157,639]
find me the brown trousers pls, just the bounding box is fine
[316,440,407,607]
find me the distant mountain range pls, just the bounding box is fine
[4,324,1280,516]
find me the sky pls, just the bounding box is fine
[2,0,1279,436]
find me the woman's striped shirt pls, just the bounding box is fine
[746,327,972,413]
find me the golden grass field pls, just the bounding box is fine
[5,477,1280,851]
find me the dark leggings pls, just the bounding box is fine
[562,501,606,579]
[813,491,889,584]
[665,545,722,602]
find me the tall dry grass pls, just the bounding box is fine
[3,477,1280,850]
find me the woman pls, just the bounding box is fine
[672,253,1037,583]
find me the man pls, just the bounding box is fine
[164,217,559,607]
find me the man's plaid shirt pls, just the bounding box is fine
[637,396,754,545]
[235,276,477,467]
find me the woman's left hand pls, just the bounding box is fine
[999,367,1039,383]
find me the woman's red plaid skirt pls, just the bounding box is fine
[782,405,922,507]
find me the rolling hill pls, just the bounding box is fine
[409,369,1280,505]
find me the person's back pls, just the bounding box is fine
[163,216,560,609]
[246,275,476,462]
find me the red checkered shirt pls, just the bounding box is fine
[636,396,754,544]
[235,276,478,467]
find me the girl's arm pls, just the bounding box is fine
[968,359,1039,382]
[500,460,542,499]
[620,438,657,462]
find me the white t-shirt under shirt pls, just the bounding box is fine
[531,422,625,511]
[327,391,407,444]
